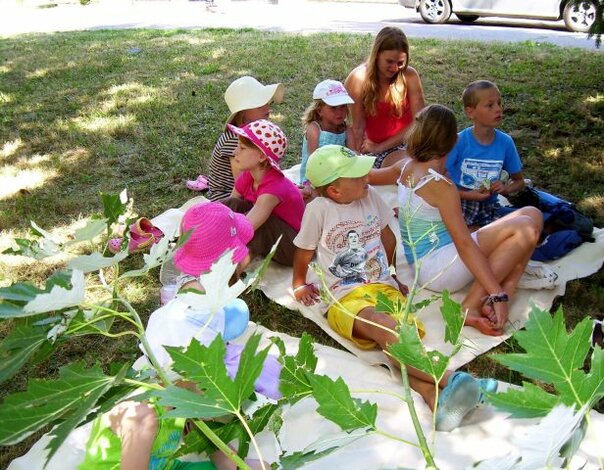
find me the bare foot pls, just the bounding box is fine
[481,303,497,323]
[465,313,502,336]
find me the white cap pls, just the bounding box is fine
[313,79,354,106]
[224,76,284,125]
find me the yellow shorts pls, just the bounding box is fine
[327,283,425,350]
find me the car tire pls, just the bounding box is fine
[455,14,479,23]
[418,0,452,24]
[563,0,597,32]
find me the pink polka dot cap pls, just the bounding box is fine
[228,119,288,171]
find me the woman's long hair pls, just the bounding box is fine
[362,27,409,117]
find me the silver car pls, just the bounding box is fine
[398,0,597,32]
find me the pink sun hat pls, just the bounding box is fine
[174,202,254,276]
[227,119,288,172]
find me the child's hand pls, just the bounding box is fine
[298,183,315,202]
[360,138,379,154]
[293,283,320,306]
[489,180,506,194]
[469,189,492,201]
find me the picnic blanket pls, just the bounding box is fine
[150,165,604,370]
[8,324,604,469]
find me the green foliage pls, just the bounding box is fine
[309,374,377,432]
[0,362,131,457]
[274,334,317,403]
[157,335,270,418]
[0,326,51,385]
[490,306,604,417]
[440,290,465,345]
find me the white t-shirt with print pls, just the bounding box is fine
[294,186,397,302]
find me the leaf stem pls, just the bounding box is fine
[233,411,267,470]
[192,419,251,470]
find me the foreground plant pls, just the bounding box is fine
[1,190,602,468]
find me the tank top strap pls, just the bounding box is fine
[414,168,451,191]
[397,158,413,181]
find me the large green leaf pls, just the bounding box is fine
[0,362,128,455]
[119,235,175,279]
[492,307,598,409]
[0,272,78,319]
[440,290,464,345]
[0,283,44,302]
[22,270,85,315]
[487,381,561,418]
[65,218,108,246]
[388,322,449,381]
[176,403,279,458]
[153,385,235,419]
[0,325,50,385]
[275,334,317,403]
[67,250,128,273]
[280,428,369,470]
[308,374,377,432]
[100,190,128,227]
[161,337,241,413]
[232,334,271,403]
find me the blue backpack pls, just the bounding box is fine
[505,187,595,261]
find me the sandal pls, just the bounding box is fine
[186,175,209,192]
[106,217,164,254]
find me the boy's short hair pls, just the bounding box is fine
[306,145,375,188]
[462,80,499,108]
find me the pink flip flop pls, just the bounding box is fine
[186,175,209,191]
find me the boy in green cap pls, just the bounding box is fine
[292,144,496,432]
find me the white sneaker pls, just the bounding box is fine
[518,262,559,290]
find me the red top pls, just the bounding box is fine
[364,100,413,144]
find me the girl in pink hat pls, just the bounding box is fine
[224,119,305,266]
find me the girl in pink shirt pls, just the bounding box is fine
[224,119,305,266]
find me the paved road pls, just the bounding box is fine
[1,0,600,50]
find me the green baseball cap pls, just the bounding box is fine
[306,145,376,188]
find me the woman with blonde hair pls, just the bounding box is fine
[345,26,425,168]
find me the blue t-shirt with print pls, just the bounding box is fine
[446,127,522,204]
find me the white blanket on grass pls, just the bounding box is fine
[8,324,604,469]
[151,165,604,370]
[259,165,604,371]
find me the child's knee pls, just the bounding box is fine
[521,206,544,231]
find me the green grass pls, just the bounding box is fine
[0,28,603,465]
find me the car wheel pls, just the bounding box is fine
[563,0,597,33]
[418,0,452,24]
[455,14,479,23]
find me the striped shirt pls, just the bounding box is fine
[206,129,238,201]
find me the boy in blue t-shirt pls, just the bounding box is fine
[446,80,526,228]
